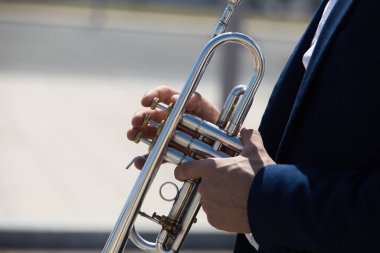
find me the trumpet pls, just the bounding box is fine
[103,0,264,252]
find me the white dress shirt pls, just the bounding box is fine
[302,0,338,69]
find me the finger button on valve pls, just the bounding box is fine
[134,131,143,144]
[150,97,160,110]
[143,114,151,126]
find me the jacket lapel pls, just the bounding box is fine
[275,0,355,161]
[259,0,330,158]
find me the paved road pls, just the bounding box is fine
[0,2,305,83]
[0,2,307,249]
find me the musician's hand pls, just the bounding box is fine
[127,86,220,169]
[174,128,275,233]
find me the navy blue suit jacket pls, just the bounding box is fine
[235,0,380,252]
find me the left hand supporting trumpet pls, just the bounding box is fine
[127,86,276,234]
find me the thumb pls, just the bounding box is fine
[239,128,259,157]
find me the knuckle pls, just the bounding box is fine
[252,129,261,136]
[156,85,170,93]
[126,128,137,140]
[156,85,168,89]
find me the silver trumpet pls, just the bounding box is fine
[103,0,264,252]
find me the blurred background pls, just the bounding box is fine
[0,0,318,252]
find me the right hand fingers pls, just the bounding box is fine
[130,109,167,128]
[141,85,180,107]
[142,86,220,123]
[127,109,167,142]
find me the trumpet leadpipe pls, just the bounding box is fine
[213,0,242,36]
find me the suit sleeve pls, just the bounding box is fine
[248,164,380,252]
